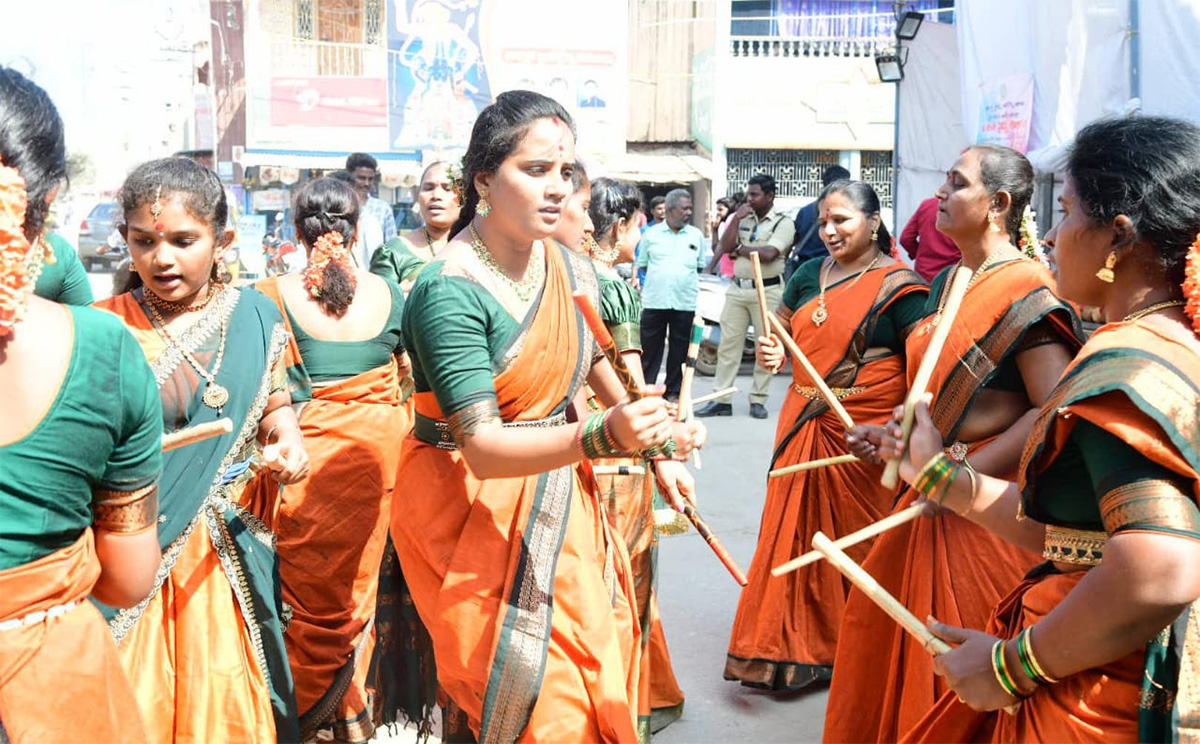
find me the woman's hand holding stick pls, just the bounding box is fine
[574,292,748,586]
[880,265,972,488]
[766,313,855,431]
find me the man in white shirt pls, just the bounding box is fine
[346,152,397,268]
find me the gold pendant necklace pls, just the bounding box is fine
[143,289,230,412]
[812,253,883,326]
[1122,299,1187,323]
[469,222,545,302]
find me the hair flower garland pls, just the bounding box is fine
[303,231,356,299]
[1017,205,1046,266]
[1183,232,1200,336]
[448,160,465,205]
[0,156,34,338]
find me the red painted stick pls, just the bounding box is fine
[574,292,748,586]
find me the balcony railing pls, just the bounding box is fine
[730,36,887,58]
[269,37,387,78]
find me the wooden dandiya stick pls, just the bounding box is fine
[750,253,774,344]
[810,531,950,654]
[574,292,749,586]
[880,265,973,489]
[768,453,860,479]
[678,316,706,468]
[770,502,924,576]
[161,418,233,452]
[690,387,738,407]
[592,464,646,476]
[766,313,855,431]
[813,532,1019,715]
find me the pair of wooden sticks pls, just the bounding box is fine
[574,291,749,586]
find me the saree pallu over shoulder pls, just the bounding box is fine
[771,264,925,467]
[94,288,300,743]
[727,265,923,691]
[0,530,148,744]
[392,244,642,743]
[1012,322,1200,743]
[907,260,1083,440]
[825,261,1075,744]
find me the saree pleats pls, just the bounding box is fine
[0,531,147,744]
[391,246,640,742]
[726,265,923,691]
[825,261,1079,743]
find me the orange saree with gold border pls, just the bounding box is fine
[825,260,1081,743]
[725,264,926,691]
[391,245,640,743]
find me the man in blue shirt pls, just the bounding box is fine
[636,189,710,401]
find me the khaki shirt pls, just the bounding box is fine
[732,206,796,279]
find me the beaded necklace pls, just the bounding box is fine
[469,222,545,302]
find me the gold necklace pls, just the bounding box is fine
[921,253,1007,335]
[144,285,219,315]
[142,290,230,412]
[588,237,620,265]
[1122,299,1187,323]
[469,222,545,302]
[812,253,883,326]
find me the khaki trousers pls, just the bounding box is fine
[713,283,781,405]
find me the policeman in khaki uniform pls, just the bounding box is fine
[696,174,795,419]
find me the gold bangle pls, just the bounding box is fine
[955,463,978,516]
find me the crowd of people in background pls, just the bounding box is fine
[8,55,1200,744]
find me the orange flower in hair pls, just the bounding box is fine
[1183,232,1200,336]
[0,156,34,338]
[303,231,357,298]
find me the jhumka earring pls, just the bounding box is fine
[1096,251,1117,283]
[870,228,878,243]
[476,193,492,217]
[150,185,165,236]
[988,216,1001,233]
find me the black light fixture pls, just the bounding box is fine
[896,10,924,40]
[875,51,904,83]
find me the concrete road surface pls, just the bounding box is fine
[652,373,829,743]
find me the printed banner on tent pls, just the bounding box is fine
[976,75,1034,153]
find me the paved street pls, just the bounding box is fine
[654,371,829,743]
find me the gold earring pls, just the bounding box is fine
[870,228,878,243]
[476,194,492,217]
[1096,252,1117,283]
[988,217,1001,233]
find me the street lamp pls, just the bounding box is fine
[874,51,904,83]
[896,11,924,40]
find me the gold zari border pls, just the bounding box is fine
[1043,524,1106,566]
[93,484,159,533]
[1100,478,1200,537]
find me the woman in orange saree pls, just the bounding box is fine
[389,91,694,743]
[0,69,162,744]
[254,177,412,743]
[892,116,1200,744]
[824,145,1083,743]
[99,157,310,743]
[554,172,696,737]
[726,181,927,692]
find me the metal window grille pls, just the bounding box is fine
[365,0,382,45]
[294,0,314,39]
[726,148,841,199]
[859,150,894,209]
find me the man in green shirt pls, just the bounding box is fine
[635,189,709,401]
